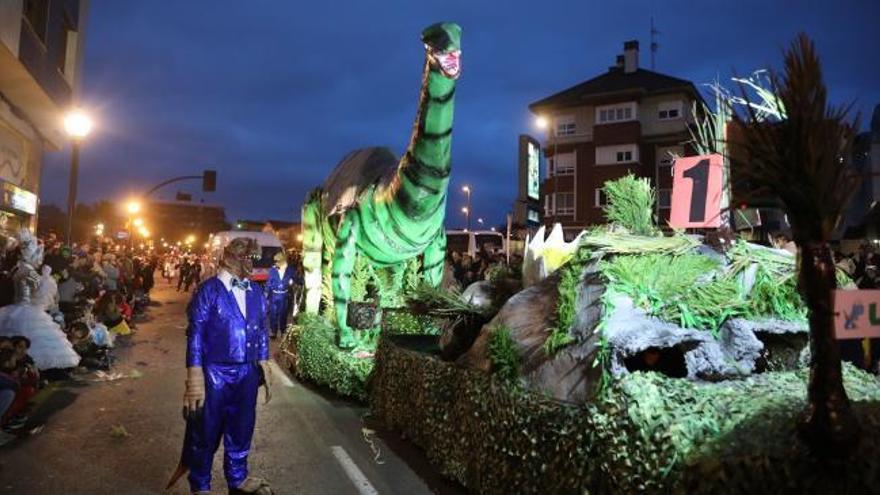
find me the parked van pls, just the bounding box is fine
[445,230,506,258]
[208,231,284,283]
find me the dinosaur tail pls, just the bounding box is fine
[301,190,324,314]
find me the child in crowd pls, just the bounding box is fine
[3,336,38,428]
[68,323,112,371]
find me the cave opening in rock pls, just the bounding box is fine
[623,346,688,378]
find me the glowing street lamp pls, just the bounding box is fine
[63,109,93,245]
[534,115,548,130]
[477,218,484,227]
[126,200,141,215]
[133,218,144,228]
[186,234,196,245]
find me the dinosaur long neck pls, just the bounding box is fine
[389,58,456,221]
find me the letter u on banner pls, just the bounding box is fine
[669,154,724,229]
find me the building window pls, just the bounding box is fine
[23,0,49,42]
[596,102,637,124]
[555,115,576,137]
[58,12,79,80]
[594,188,608,207]
[553,151,576,176]
[658,189,672,208]
[555,193,575,216]
[596,144,639,165]
[658,101,683,121]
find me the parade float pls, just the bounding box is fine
[283,27,880,493]
[366,38,880,493]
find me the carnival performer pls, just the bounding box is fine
[0,230,80,370]
[264,251,297,339]
[167,237,273,495]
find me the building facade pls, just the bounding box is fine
[146,200,228,245]
[0,0,89,234]
[528,41,700,237]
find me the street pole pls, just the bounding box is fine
[466,188,471,231]
[66,140,80,246]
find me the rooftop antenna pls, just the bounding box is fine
[650,17,659,70]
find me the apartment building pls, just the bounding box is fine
[529,40,701,236]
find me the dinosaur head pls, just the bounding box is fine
[422,22,461,80]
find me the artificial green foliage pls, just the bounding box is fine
[370,337,880,493]
[404,257,423,293]
[601,254,720,314]
[602,174,658,236]
[745,270,805,321]
[349,255,374,303]
[285,313,373,400]
[382,310,440,336]
[660,277,746,334]
[545,246,594,355]
[579,229,699,255]
[487,326,520,384]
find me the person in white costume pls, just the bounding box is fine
[0,230,80,370]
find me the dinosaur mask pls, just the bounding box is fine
[422,22,462,80]
[219,238,260,280]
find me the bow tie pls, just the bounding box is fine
[231,278,250,290]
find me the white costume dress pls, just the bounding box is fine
[0,233,80,370]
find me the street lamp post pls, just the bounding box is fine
[63,110,93,246]
[462,185,471,231]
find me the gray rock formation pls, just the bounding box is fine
[460,281,494,309]
[457,250,811,402]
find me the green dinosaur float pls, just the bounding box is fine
[301,22,461,348]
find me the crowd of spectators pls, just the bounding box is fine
[446,248,522,289]
[0,232,158,445]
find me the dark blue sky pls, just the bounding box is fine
[40,0,880,227]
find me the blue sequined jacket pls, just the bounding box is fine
[186,277,269,367]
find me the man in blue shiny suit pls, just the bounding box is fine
[265,251,299,339]
[168,237,274,495]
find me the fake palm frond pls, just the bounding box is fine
[729,34,860,243]
[730,70,787,122]
[602,174,658,236]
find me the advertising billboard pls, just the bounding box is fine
[527,141,540,200]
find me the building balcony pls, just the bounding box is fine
[593,120,641,146]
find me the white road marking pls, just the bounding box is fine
[269,359,295,388]
[331,445,379,495]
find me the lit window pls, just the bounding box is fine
[554,115,576,137]
[554,152,576,176]
[596,102,637,124]
[555,193,575,215]
[658,101,683,121]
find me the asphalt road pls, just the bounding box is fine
[0,282,462,494]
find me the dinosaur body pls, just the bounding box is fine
[302,23,461,347]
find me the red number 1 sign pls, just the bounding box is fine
[669,154,724,229]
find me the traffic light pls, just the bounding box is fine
[202,170,217,192]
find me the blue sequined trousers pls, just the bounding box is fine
[184,362,260,491]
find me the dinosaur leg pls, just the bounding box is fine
[332,212,360,349]
[422,229,447,287]
[301,194,323,314]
